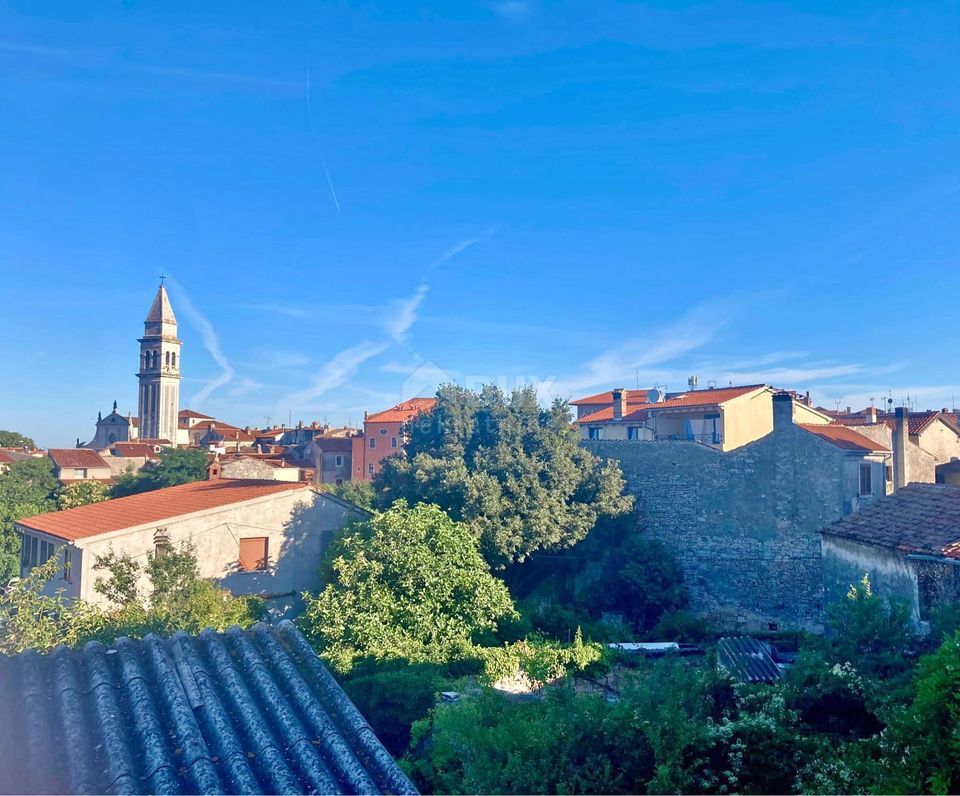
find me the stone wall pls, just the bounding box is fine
[584,414,877,633]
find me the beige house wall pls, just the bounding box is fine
[23,489,367,607]
[917,420,960,464]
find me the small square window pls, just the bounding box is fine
[627,427,641,441]
[588,427,602,441]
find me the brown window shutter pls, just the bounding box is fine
[238,537,268,571]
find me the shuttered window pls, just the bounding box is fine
[238,537,268,572]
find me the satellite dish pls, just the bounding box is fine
[647,388,665,404]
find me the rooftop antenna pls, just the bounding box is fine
[636,368,639,389]
[869,395,875,409]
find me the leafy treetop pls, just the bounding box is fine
[0,458,58,584]
[375,384,632,567]
[0,431,36,449]
[111,447,210,497]
[300,500,517,672]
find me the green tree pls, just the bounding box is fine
[300,501,517,672]
[0,458,58,583]
[375,384,632,568]
[324,480,376,510]
[56,480,110,509]
[826,574,914,683]
[883,631,960,794]
[407,686,656,794]
[90,541,264,637]
[0,431,36,449]
[111,447,209,497]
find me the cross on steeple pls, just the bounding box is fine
[159,274,167,286]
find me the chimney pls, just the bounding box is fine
[864,406,877,425]
[612,388,627,421]
[773,391,793,432]
[846,406,852,414]
[893,407,909,491]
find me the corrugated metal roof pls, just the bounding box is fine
[0,621,417,795]
[716,637,783,683]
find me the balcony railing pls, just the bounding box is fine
[655,432,723,445]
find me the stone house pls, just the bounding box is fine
[48,448,114,486]
[828,408,960,487]
[217,453,303,482]
[583,393,890,632]
[576,384,832,452]
[309,436,355,484]
[821,483,960,627]
[15,478,369,606]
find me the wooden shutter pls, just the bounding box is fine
[238,537,268,572]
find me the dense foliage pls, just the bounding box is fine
[324,479,376,510]
[56,480,110,509]
[0,458,58,583]
[0,543,263,654]
[0,431,36,449]
[375,384,632,568]
[301,501,517,672]
[110,447,209,497]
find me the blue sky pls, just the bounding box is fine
[1,1,959,447]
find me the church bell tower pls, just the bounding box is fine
[137,282,181,442]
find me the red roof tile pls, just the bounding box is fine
[17,479,310,541]
[797,424,890,453]
[570,389,652,407]
[48,449,110,470]
[178,409,214,420]
[365,398,436,424]
[110,443,159,459]
[823,484,960,558]
[830,410,958,437]
[578,385,766,424]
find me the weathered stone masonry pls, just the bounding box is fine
[584,406,875,632]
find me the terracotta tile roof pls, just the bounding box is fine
[136,438,174,446]
[365,398,437,424]
[797,424,890,453]
[578,385,766,424]
[189,420,241,432]
[48,449,110,470]
[0,622,416,795]
[110,442,159,459]
[16,479,310,541]
[823,484,960,559]
[570,389,652,407]
[830,410,959,437]
[178,409,214,419]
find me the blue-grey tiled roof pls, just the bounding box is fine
[0,621,418,795]
[716,636,784,683]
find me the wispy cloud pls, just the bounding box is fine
[386,283,429,342]
[429,228,496,271]
[544,306,726,399]
[167,279,235,405]
[286,341,389,407]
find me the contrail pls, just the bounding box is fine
[321,157,341,216]
[308,58,341,217]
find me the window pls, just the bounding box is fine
[21,535,55,571]
[63,546,73,582]
[379,428,388,436]
[859,463,873,496]
[171,352,176,368]
[334,454,343,467]
[627,427,641,441]
[885,465,893,482]
[368,463,374,475]
[73,468,86,479]
[588,427,602,440]
[369,438,376,449]
[238,538,269,572]
[165,351,170,367]
[391,437,398,448]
